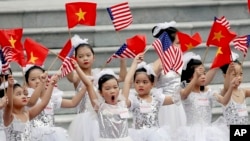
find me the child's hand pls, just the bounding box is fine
[193,66,204,79]
[230,77,239,88]
[0,96,8,108]
[7,75,15,87]
[40,72,48,83]
[50,74,59,86]
[226,62,235,75]
[71,58,79,69]
[133,53,144,64]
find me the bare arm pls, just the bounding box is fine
[221,63,234,96]
[29,73,56,120]
[205,68,218,86]
[0,96,8,109]
[3,75,15,126]
[66,71,80,88]
[117,59,127,82]
[61,87,87,108]
[122,53,144,107]
[72,60,98,109]
[152,58,162,77]
[27,82,45,107]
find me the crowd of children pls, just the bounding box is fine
[0,20,249,141]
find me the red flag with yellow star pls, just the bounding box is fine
[177,32,202,52]
[24,38,49,66]
[0,28,26,67]
[65,2,97,28]
[206,18,236,47]
[210,45,232,69]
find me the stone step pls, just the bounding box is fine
[19,19,250,48]
[0,0,248,28]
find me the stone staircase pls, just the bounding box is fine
[0,0,250,129]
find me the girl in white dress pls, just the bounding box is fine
[123,53,180,141]
[177,52,234,141]
[73,59,132,141]
[25,65,86,141]
[3,73,57,141]
[0,96,7,141]
[222,61,250,125]
[67,35,127,141]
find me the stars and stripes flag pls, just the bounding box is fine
[0,48,13,74]
[233,35,250,57]
[60,56,75,78]
[214,16,230,29]
[107,2,133,31]
[106,43,136,63]
[152,32,183,74]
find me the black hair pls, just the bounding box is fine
[75,44,95,58]
[220,60,241,74]
[13,83,21,90]
[134,68,155,83]
[181,59,202,83]
[98,74,118,92]
[152,26,178,42]
[0,83,21,98]
[25,66,45,83]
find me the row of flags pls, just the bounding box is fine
[1,1,250,78]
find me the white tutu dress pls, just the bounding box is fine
[156,70,186,132]
[29,88,71,141]
[176,89,229,141]
[68,68,100,141]
[97,101,132,141]
[223,89,249,125]
[128,89,172,141]
[0,110,6,141]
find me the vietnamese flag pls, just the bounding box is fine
[24,38,49,66]
[126,34,147,54]
[248,0,250,12]
[177,32,202,52]
[210,45,232,69]
[65,2,97,28]
[58,39,74,61]
[207,19,236,47]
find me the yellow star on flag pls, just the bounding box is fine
[75,8,86,21]
[9,36,16,48]
[29,52,38,64]
[215,47,223,56]
[212,31,225,41]
[185,43,194,50]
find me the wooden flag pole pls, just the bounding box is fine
[202,47,209,64]
[143,45,151,54]
[241,55,246,66]
[47,57,58,72]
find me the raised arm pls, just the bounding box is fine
[3,75,15,126]
[180,66,202,100]
[221,63,235,96]
[61,86,87,108]
[122,53,144,107]
[151,58,162,77]
[205,68,218,86]
[26,81,45,107]
[72,60,98,109]
[66,71,80,88]
[0,96,8,109]
[117,58,127,82]
[29,73,55,120]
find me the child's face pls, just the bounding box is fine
[76,46,95,69]
[134,72,154,97]
[173,35,180,48]
[13,86,28,107]
[27,69,43,89]
[229,64,242,87]
[100,78,119,105]
[195,65,206,86]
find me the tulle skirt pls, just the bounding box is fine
[98,136,133,141]
[158,103,186,133]
[175,117,229,141]
[129,126,171,141]
[31,126,71,141]
[68,111,99,141]
[0,128,6,141]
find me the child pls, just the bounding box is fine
[0,94,7,141]
[3,73,57,141]
[67,35,127,141]
[73,59,132,141]
[25,65,86,141]
[222,60,250,125]
[123,53,179,141]
[177,52,234,141]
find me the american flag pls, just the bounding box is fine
[106,43,136,63]
[60,56,75,78]
[0,47,13,73]
[152,32,183,74]
[233,35,250,57]
[107,2,133,31]
[214,16,230,29]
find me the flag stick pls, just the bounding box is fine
[202,47,209,64]
[241,56,246,66]
[143,45,151,54]
[47,57,58,72]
